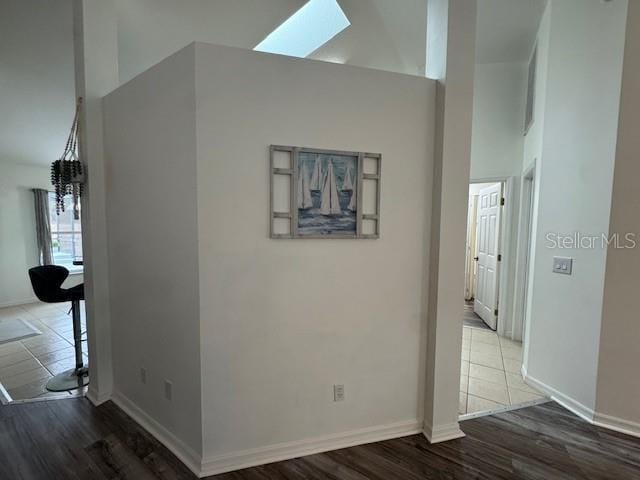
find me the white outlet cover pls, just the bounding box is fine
[333,384,345,402]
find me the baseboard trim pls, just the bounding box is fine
[86,386,111,406]
[111,390,203,477]
[521,365,595,423]
[200,419,423,477]
[594,412,640,439]
[0,297,38,308]
[422,421,465,443]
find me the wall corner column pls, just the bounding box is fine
[423,0,477,442]
[73,0,118,404]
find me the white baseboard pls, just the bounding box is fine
[422,421,465,443]
[0,297,38,308]
[523,366,640,440]
[594,412,640,439]
[111,390,203,477]
[521,365,595,423]
[86,386,111,406]
[199,419,423,477]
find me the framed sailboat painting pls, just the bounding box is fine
[270,146,382,239]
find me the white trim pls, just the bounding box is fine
[522,366,640,440]
[459,397,550,422]
[521,366,595,423]
[200,419,422,477]
[422,421,465,443]
[111,390,203,477]
[0,297,38,308]
[86,386,111,406]
[593,412,640,439]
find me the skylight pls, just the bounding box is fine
[254,0,350,58]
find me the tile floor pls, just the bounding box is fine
[0,301,88,402]
[460,324,546,416]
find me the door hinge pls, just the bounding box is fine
[494,309,499,316]
[500,197,505,206]
[498,254,502,262]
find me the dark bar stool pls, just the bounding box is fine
[28,265,89,392]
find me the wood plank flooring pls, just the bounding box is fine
[0,398,639,479]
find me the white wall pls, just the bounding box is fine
[470,62,526,180]
[0,162,50,306]
[194,43,435,460]
[115,0,428,84]
[524,0,628,413]
[103,47,202,455]
[596,0,640,433]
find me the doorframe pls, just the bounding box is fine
[468,176,517,337]
[513,162,537,346]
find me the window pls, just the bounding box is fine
[48,192,83,273]
[254,0,350,58]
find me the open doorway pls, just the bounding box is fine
[459,179,546,417]
[464,182,503,331]
[0,182,88,404]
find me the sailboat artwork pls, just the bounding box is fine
[297,163,313,210]
[297,151,358,236]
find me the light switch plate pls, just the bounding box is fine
[553,256,573,275]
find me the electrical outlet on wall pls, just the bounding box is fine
[164,379,173,401]
[333,384,345,402]
[140,367,147,384]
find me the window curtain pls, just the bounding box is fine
[33,189,53,265]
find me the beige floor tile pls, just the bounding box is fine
[460,360,470,376]
[28,339,72,357]
[0,357,42,378]
[470,351,503,370]
[501,346,522,361]
[0,341,28,358]
[505,372,539,394]
[468,378,510,404]
[460,374,469,393]
[509,388,545,405]
[459,391,467,414]
[46,357,78,375]
[2,366,51,389]
[7,377,50,400]
[36,346,76,366]
[0,349,33,367]
[471,330,499,346]
[502,357,522,374]
[469,363,507,385]
[467,394,504,414]
[470,341,501,357]
[499,337,522,349]
[22,332,65,348]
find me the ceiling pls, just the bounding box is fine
[475,0,547,64]
[2,0,546,168]
[1,0,428,167]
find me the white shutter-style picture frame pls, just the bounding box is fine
[270,145,381,239]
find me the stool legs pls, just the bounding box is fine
[72,299,84,371]
[45,300,89,392]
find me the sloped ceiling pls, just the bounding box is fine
[1,0,429,166]
[116,0,306,83]
[310,0,427,75]
[476,0,547,64]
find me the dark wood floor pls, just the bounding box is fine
[1,398,639,479]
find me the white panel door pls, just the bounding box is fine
[474,183,502,329]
